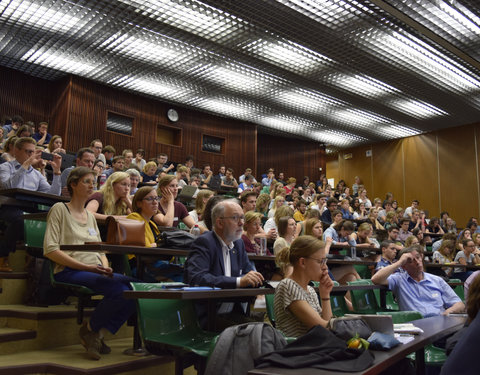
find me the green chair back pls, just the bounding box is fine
[347,279,381,314]
[24,219,47,248]
[130,282,217,357]
[354,264,370,280]
[265,294,276,326]
[376,310,422,324]
[448,279,465,301]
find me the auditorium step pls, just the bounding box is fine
[0,304,132,354]
[0,326,36,343]
[0,337,197,375]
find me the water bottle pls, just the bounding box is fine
[190,224,201,238]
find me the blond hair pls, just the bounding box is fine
[100,172,130,215]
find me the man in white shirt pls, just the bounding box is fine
[0,137,62,271]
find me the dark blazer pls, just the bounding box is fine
[184,231,255,288]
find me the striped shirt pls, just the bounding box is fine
[274,278,322,337]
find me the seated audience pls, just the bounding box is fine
[90,139,104,164]
[0,137,62,271]
[383,211,398,230]
[276,172,286,186]
[156,153,175,174]
[268,195,286,218]
[310,193,327,213]
[353,202,368,220]
[175,165,190,188]
[237,174,254,193]
[153,175,195,229]
[404,199,419,218]
[264,205,294,234]
[32,121,52,146]
[184,200,264,329]
[274,236,333,337]
[238,167,257,184]
[368,207,385,230]
[273,216,296,256]
[432,239,455,278]
[358,188,372,209]
[131,148,146,170]
[125,168,141,195]
[15,124,33,138]
[104,156,125,179]
[43,167,136,360]
[242,211,270,254]
[426,216,444,235]
[261,169,275,186]
[46,135,66,154]
[453,239,480,281]
[0,135,17,163]
[293,199,308,222]
[240,191,257,214]
[189,189,215,225]
[3,115,23,138]
[122,149,134,169]
[375,240,401,273]
[60,147,95,195]
[102,145,116,168]
[92,159,105,191]
[303,217,323,239]
[372,246,464,316]
[221,167,238,188]
[86,171,132,220]
[339,198,354,220]
[295,208,322,237]
[320,197,338,225]
[398,218,412,243]
[283,177,296,196]
[140,161,158,185]
[199,164,213,187]
[127,186,161,247]
[255,193,271,218]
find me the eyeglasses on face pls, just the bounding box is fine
[221,215,245,222]
[306,256,328,265]
[143,196,161,202]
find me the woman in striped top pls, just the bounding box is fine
[274,236,333,338]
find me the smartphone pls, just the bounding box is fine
[41,151,54,161]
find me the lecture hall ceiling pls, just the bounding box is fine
[1,0,480,149]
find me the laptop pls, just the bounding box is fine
[208,175,222,190]
[177,185,197,203]
[344,314,394,334]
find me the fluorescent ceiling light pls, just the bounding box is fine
[433,1,480,38]
[21,49,95,76]
[381,125,421,138]
[361,30,480,93]
[276,89,342,114]
[331,108,390,128]
[119,77,193,101]
[243,39,332,74]
[206,66,271,94]
[199,99,254,118]
[0,0,83,32]
[333,74,399,98]
[389,99,447,119]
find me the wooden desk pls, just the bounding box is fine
[248,315,466,375]
[424,262,480,271]
[0,188,68,212]
[248,254,376,267]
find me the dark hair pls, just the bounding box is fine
[12,115,24,124]
[66,167,95,196]
[387,224,399,232]
[136,148,145,156]
[103,145,116,154]
[112,155,125,164]
[467,273,480,321]
[132,186,156,214]
[333,220,355,232]
[204,195,227,231]
[400,218,410,225]
[277,216,293,237]
[296,199,307,208]
[381,240,395,250]
[76,147,95,160]
[185,155,194,162]
[326,197,338,207]
[240,190,257,204]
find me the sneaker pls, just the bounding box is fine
[100,339,111,354]
[79,323,102,360]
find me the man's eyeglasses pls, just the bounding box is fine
[143,196,161,202]
[306,257,328,265]
[221,215,245,222]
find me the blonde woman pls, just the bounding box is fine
[141,161,158,185]
[255,193,271,218]
[189,189,214,224]
[268,195,286,218]
[86,172,132,220]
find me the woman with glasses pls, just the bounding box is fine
[43,167,136,360]
[274,236,333,337]
[453,239,480,281]
[127,186,161,247]
[92,159,105,190]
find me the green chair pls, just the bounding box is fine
[448,278,465,301]
[265,293,276,327]
[131,282,218,375]
[24,219,99,324]
[376,311,447,367]
[347,279,390,314]
[311,280,349,317]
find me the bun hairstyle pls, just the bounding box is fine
[276,235,325,273]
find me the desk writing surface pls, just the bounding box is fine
[248,315,465,375]
[59,243,191,256]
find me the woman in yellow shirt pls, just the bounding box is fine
[127,186,161,247]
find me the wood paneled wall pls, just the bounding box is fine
[0,67,52,125]
[326,123,480,226]
[257,133,325,182]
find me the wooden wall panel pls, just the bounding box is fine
[438,125,478,226]
[0,67,52,127]
[371,139,404,205]
[336,145,374,194]
[64,76,257,176]
[326,154,339,184]
[256,134,325,183]
[403,133,438,212]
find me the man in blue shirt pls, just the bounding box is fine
[0,137,62,271]
[32,122,52,147]
[374,240,402,273]
[372,246,464,317]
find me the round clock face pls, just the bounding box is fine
[167,108,179,122]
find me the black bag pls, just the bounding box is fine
[159,230,196,249]
[330,317,372,340]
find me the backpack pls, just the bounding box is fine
[205,322,286,375]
